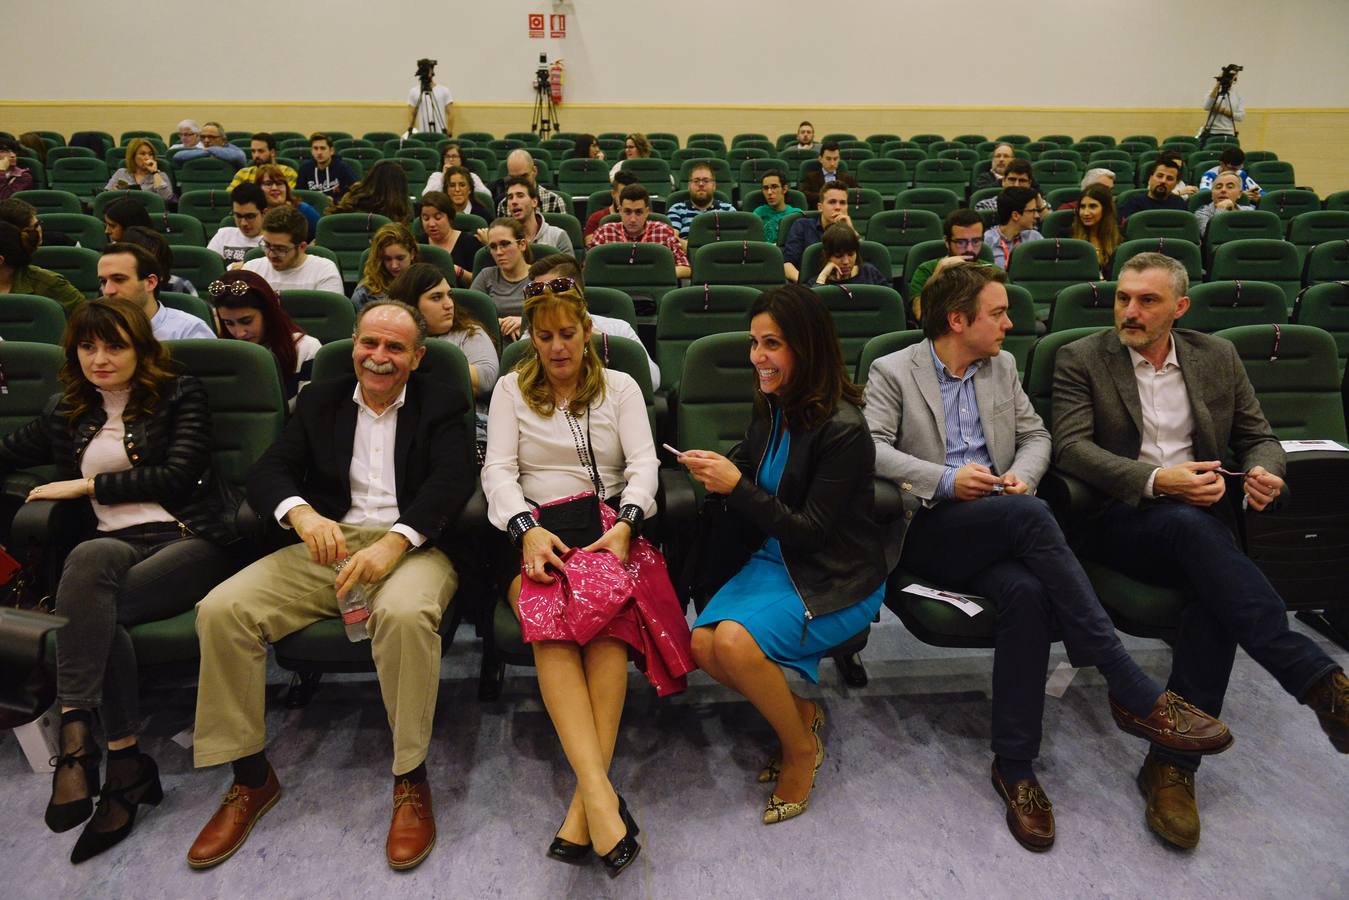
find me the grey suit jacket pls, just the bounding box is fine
[864,339,1052,566]
[1051,328,1284,508]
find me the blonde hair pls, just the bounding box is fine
[515,289,606,418]
[361,222,419,295]
[124,138,156,175]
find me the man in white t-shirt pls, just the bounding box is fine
[207,183,267,264]
[407,64,454,135]
[241,205,344,294]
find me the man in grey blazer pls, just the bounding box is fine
[864,262,1232,853]
[1053,252,1348,850]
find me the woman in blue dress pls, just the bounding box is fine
[678,284,889,824]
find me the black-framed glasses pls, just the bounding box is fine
[524,276,578,298]
[262,241,296,255]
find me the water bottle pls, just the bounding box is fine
[333,559,371,642]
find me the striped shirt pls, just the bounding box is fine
[665,200,737,237]
[930,343,993,500]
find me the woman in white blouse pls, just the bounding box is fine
[482,282,691,878]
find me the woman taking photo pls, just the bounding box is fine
[0,298,239,863]
[470,216,533,341]
[106,138,175,201]
[417,191,480,286]
[482,282,692,878]
[1071,183,1122,277]
[326,159,412,223]
[207,270,320,406]
[352,222,419,309]
[387,262,497,448]
[254,163,321,240]
[679,284,887,825]
[422,143,490,198]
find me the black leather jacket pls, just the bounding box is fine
[0,375,239,545]
[715,395,889,620]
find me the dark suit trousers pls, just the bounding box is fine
[900,495,1158,761]
[1080,500,1341,770]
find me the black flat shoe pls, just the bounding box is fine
[834,652,869,688]
[46,749,101,833]
[70,755,163,864]
[598,794,641,879]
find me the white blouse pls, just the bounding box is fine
[81,388,177,532]
[482,369,657,529]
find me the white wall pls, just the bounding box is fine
[4,0,1348,107]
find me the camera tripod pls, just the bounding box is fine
[412,82,446,136]
[1199,83,1238,144]
[530,75,560,139]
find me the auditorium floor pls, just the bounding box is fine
[2,614,1346,899]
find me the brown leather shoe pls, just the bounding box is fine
[186,767,281,870]
[387,779,435,870]
[990,761,1054,852]
[1303,669,1349,753]
[1110,690,1234,755]
[1137,756,1200,849]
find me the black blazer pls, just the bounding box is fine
[0,375,239,545]
[247,372,476,547]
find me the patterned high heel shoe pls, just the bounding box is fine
[46,716,101,833]
[758,701,825,783]
[762,732,824,825]
[597,793,641,878]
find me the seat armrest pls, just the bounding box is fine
[1037,468,1099,518]
[659,468,696,536]
[453,484,488,534]
[872,478,902,522]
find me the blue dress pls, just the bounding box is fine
[693,409,885,682]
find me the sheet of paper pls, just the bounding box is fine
[1044,662,1078,698]
[1280,439,1348,453]
[171,727,194,749]
[901,583,984,617]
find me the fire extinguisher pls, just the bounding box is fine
[549,59,565,104]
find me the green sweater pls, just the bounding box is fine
[10,265,86,312]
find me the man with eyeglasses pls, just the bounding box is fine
[207,183,268,264]
[228,132,299,191]
[984,186,1044,269]
[171,121,246,169]
[908,209,988,321]
[240,205,343,294]
[975,159,1037,213]
[751,169,802,244]
[168,119,202,152]
[665,162,736,246]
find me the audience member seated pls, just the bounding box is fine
[502,176,575,257]
[1117,158,1187,223]
[584,171,638,246]
[171,121,245,169]
[864,262,1233,853]
[426,163,492,221]
[666,162,736,242]
[208,269,320,406]
[571,134,604,160]
[168,119,201,152]
[1055,167,1116,210]
[482,285,690,877]
[188,299,476,872]
[120,224,200,297]
[783,182,852,282]
[207,183,268,264]
[1194,170,1256,237]
[814,223,889,286]
[1072,184,1122,277]
[416,192,479,286]
[255,163,321,240]
[495,150,568,216]
[609,132,657,180]
[681,285,885,825]
[908,209,987,321]
[0,137,34,200]
[98,242,215,340]
[18,132,49,166]
[752,168,803,244]
[792,121,820,153]
[102,196,153,244]
[388,262,497,448]
[1052,252,1349,850]
[524,254,661,389]
[422,143,489,197]
[352,223,418,310]
[106,138,175,201]
[240,205,344,294]
[589,184,691,279]
[470,216,534,341]
[974,143,1016,191]
[975,159,1038,213]
[0,202,85,311]
[985,187,1043,268]
[325,160,412,223]
[228,133,298,191]
[1,298,241,864]
[798,142,857,208]
[297,133,358,202]
[1196,146,1261,200]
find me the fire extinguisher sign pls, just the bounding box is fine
[550,14,567,38]
[528,14,544,38]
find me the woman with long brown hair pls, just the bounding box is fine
[1071,182,1123,277]
[417,191,480,286]
[0,299,240,863]
[325,159,412,223]
[352,222,419,309]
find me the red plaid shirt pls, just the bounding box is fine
[590,219,689,268]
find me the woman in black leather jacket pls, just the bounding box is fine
[0,298,239,864]
[679,284,888,825]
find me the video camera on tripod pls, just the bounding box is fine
[1215,63,1243,91]
[416,58,438,91]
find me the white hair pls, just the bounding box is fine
[1081,167,1114,190]
[176,118,200,133]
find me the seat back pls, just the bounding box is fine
[175,156,235,193]
[1288,213,1349,268]
[1184,281,1288,332]
[91,189,166,220]
[1303,240,1349,286]
[0,295,66,344]
[314,212,392,283]
[1247,160,1296,192]
[654,285,759,392]
[864,209,943,283]
[581,242,678,310]
[894,188,960,220]
[0,341,65,491]
[1209,239,1301,308]
[677,333,756,481]
[168,245,227,287]
[1006,238,1101,316]
[49,157,110,198]
[148,212,207,247]
[277,290,356,344]
[1111,238,1203,281]
[844,188,884,231]
[160,291,215,328]
[1213,324,1346,441]
[911,159,967,192]
[854,158,910,196]
[1205,209,1283,258]
[177,189,236,239]
[1031,160,1082,191]
[556,158,612,198]
[690,241,784,292]
[582,286,637,331]
[1022,327,1109,425]
[855,330,925,383]
[1124,209,1202,243]
[809,285,905,371]
[799,241,893,284]
[1293,282,1349,372]
[1257,189,1320,223]
[30,246,100,297]
[37,213,105,251]
[618,158,673,197]
[686,211,765,253]
[13,190,82,215]
[1039,209,1076,239]
[1001,283,1041,374]
[736,158,792,200]
[1047,281,1117,332]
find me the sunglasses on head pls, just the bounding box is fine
[523,276,579,298]
[207,279,250,298]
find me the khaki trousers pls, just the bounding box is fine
[193,525,457,774]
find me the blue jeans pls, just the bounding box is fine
[1079,500,1340,770]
